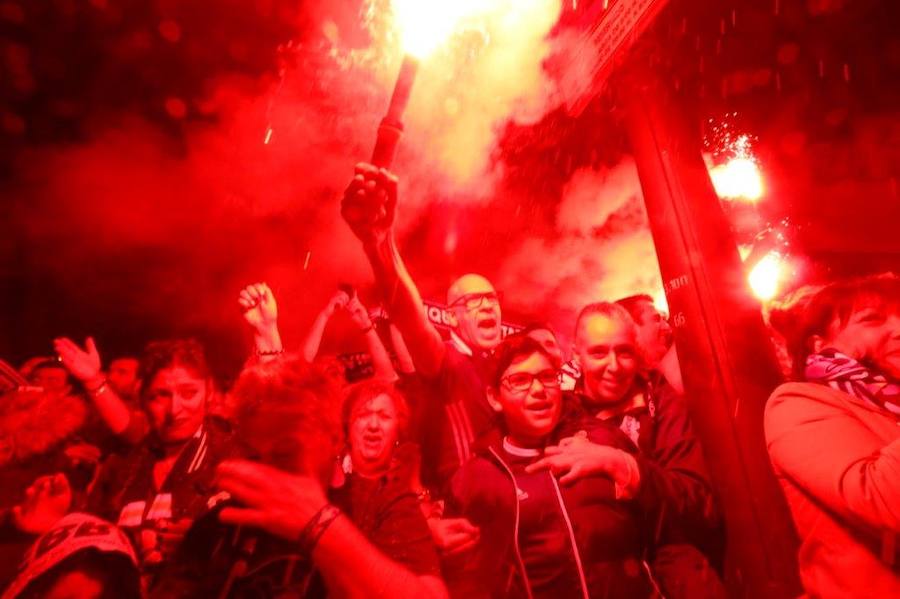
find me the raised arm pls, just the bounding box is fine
[238,282,283,362]
[302,291,350,363]
[345,296,398,382]
[389,322,417,375]
[341,163,446,377]
[54,336,146,443]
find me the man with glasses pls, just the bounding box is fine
[340,164,504,491]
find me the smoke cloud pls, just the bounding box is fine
[4,0,587,371]
[496,158,663,340]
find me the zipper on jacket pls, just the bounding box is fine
[488,447,535,599]
[548,474,590,599]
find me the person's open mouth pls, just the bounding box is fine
[527,401,555,418]
[478,317,497,330]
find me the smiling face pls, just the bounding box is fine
[447,274,502,352]
[348,393,401,477]
[487,350,562,448]
[817,302,900,380]
[575,312,639,409]
[143,365,208,444]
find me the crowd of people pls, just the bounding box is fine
[0,163,897,598]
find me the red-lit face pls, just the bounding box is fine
[448,275,502,352]
[107,357,140,398]
[30,365,72,397]
[144,366,208,444]
[487,351,562,448]
[348,393,401,477]
[575,313,639,407]
[631,300,673,368]
[822,304,900,380]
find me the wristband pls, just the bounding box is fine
[86,379,109,395]
[298,504,341,555]
[255,348,285,357]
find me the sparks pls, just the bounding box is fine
[747,251,784,301]
[391,0,479,59]
[390,0,550,60]
[709,156,764,201]
[706,132,765,201]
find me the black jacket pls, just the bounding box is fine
[565,381,720,552]
[445,417,660,599]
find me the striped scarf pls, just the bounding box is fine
[805,349,900,419]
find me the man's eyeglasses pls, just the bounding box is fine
[449,291,503,311]
[501,370,561,393]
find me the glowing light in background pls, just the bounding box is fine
[652,288,669,316]
[391,0,481,59]
[709,156,764,201]
[704,122,765,201]
[748,251,785,301]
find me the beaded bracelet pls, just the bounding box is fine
[255,348,285,357]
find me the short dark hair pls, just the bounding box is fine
[109,355,140,365]
[139,339,209,398]
[341,379,411,442]
[615,294,655,324]
[230,355,342,473]
[489,334,561,389]
[769,273,899,378]
[30,359,75,386]
[521,322,557,336]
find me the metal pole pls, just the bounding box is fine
[618,62,802,598]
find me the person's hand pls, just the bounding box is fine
[215,460,330,542]
[53,337,102,387]
[525,432,636,489]
[427,517,480,557]
[63,442,101,465]
[140,517,193,565]
[341,163,398,247]
[239,283,278,332]
[324,290,351,317]
[345,296,373,331]
[12,473,72,534]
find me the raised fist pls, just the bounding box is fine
[345,296,373,331]
[341,162,398,247]
[325,290,351,317]
[239,283,278,332]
